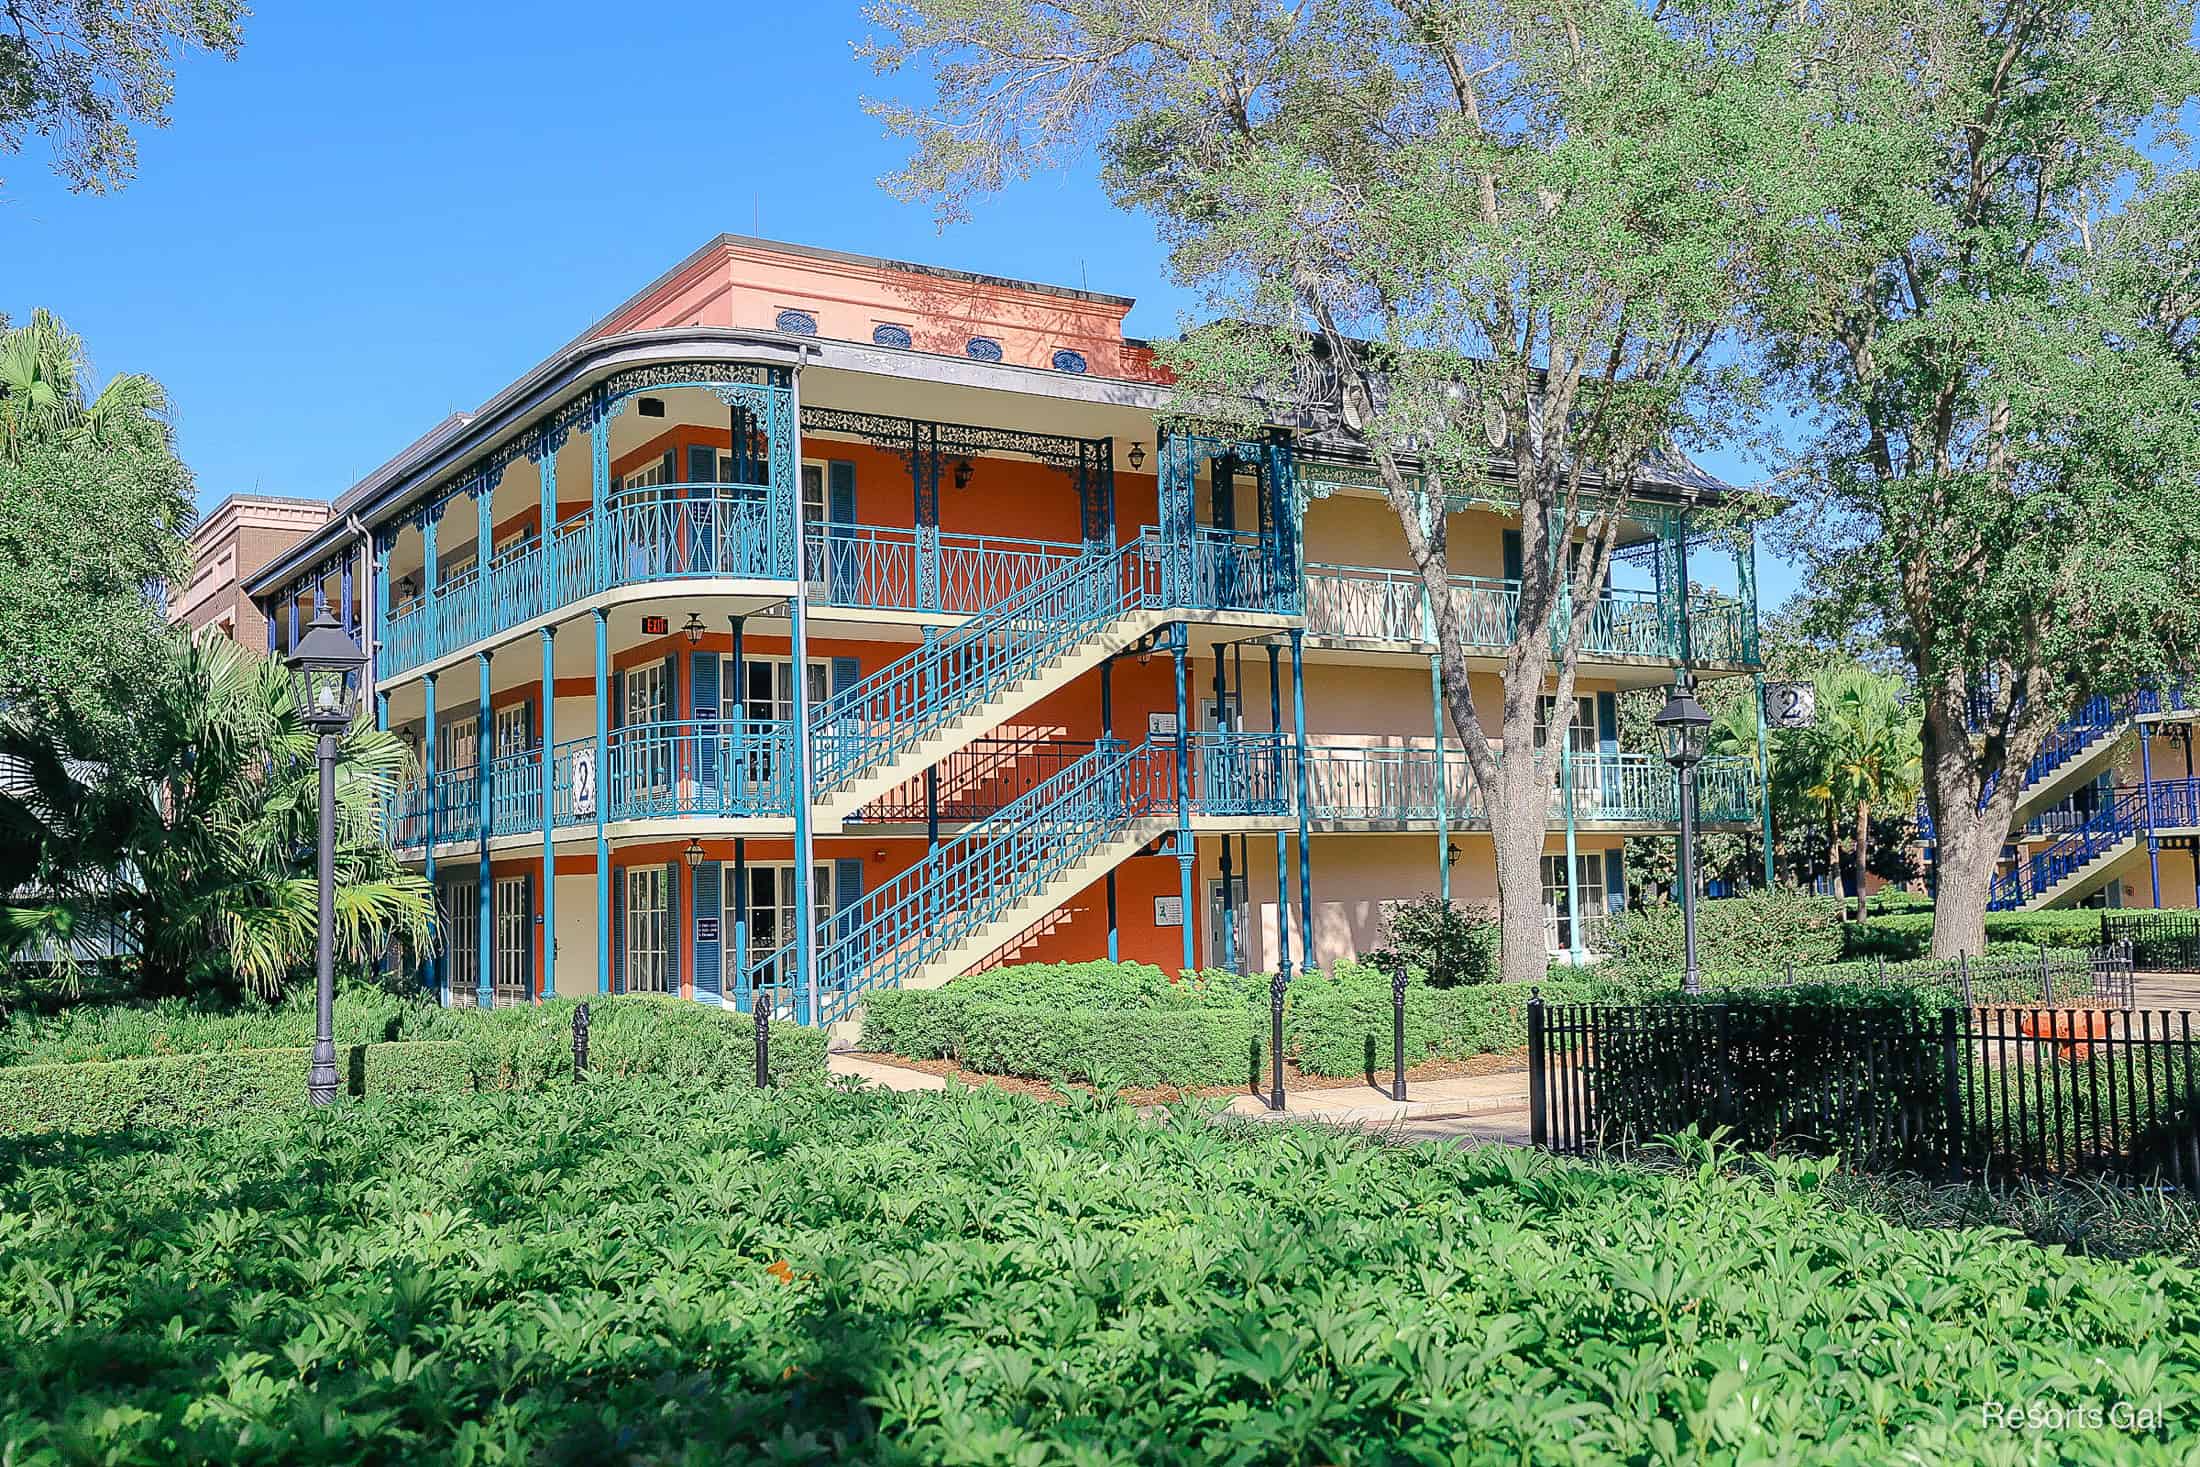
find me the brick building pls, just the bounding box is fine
[169,495,330,648]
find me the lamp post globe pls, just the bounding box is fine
[1654,675,1713,995]
[286,608,365,1105]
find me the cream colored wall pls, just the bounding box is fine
[1213,830,1625,972]
[552,873,599,997]
[1301,495,1511,580]
[1268,657,1622,747]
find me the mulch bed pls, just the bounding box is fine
[843,1049,1527,1106]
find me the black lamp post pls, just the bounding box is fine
[288,608,365,1105]
[1654,673,1712,995]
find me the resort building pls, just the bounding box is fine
[245,235,1766,1018]
[169,493,329,647]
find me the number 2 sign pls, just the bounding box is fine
[571,748,597,817]
[1762,682,1816,729]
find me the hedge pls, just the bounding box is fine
[0,997,826,1136]
[0,985,466,1067]
[1839,910,2104,960]
[1599,888,1846,991]
[859,960,1610,1087]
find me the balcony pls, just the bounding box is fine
[1304,746,1760,826]
[1302,562,1756,665]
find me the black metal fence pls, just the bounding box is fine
[1763,943,2134,1010]
[1528,996,2200,1186]
[2103,911,2200,973]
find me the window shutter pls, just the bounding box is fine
[827,460,857,523]
[1603,851,1626,915]
[830,657,861,695]
[1596,692,1619,757]
[665,861,682,996]
[1502,529,1522,584]
[691,650,720,785]
[693,861,722,1002]
[522,699,536,752]
[662,450,677,485]
[687,444,716,485]
[611,668,626,730]
[611,870,625,995]
[831,856,865,996]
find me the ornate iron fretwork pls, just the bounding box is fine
[775,309,819,336]
[799,406,1091,474]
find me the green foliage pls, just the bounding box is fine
[1841,911,2104,961]
[1286,965,1612,1078]
[0,985,460,1066]
[1602,889,1846,990]
[1,631,432,998]
[0,1081,2192,1460]
[1364,895,1499,986]
[0,996,823,1136]
[863,960,1610,1085]
[0,4,247,194]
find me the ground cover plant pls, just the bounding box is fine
[1,1082,2194,1462]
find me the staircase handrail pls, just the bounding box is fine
[1989,784,2145,909]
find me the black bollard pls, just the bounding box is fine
[1268,968,1288,1111]
[754,994,770,1089]
[1390,956,1408,1102]
[572,1002,590,1083]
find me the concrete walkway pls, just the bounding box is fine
[828,1053,948,1091]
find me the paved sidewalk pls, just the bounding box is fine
[828,1053,948,1091]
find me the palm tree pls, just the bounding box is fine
[1,630,434,996]
[0,308,170,462]
[1795,667,1923,920]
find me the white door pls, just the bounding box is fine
[1207,875,1251,975]
[624,867,671,994]
[494,876,530,1004]
[442,880,479,1005]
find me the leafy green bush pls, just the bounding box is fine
[1840,909,2103,960]
[1603,888,1846,988]
[0,1082,2189,1461]
[1362,896,1500,986]
[0,997,824,1135]
[1285,964,1613,1076]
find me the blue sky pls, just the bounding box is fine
[0,3,1803,607]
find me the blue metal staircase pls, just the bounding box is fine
[807,527,1292,826]
[1988,777,2200,910]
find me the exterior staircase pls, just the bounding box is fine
[751,739,1185,1022]
[1989,776,2200,910]
[1920,686,2191,850]
[807,528,1286,830]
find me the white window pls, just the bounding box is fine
[733,863,833,994]
[625,661,670,727]
[443,879,480,1005]
[734,657,829,723]
[1535,696,1597,757]
[625,867,672,994]
[439,715,479,773]
[800,461,829,527]
[1541,854,1610,952]
[493,703,531,758]
[615,459,668,494]
[494,876,530,1004]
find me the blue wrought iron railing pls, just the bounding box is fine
[851,734,1098,824]
[1301,746,1759,825]
[804,523,1083,614]
[811,527,1297,798]
[389,719,798,848]
[1989,777,2200,910]
[1301,562,1755,664]
[1918,683,2194,843]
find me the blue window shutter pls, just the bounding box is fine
[662,655,676,718]
[524,872,537,997]
[687,444,716,485]
[665,862,682,994]
[1604,851,1625,913]
[1502,530,1522,584]
[693,861,722,1001]
[830,657,860,695]
[1596,692,1619,756]
[662,450,677,484]
[831,856,865,993]
[611,870,625,995]
[611,668,626,730]
[691,650,720,785]
[827,460,857,523]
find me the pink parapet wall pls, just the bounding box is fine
[590,234,1169,383]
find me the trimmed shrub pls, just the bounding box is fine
[1286,964,1614,1077]
[1839,910,2103,960]
[0,986,464,1067]
[0,997,822,1136]
[1362,896,1500,986]
[1602,888,1846,989]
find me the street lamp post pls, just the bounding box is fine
[1654,673,1713,996]
[288,608,365,1106]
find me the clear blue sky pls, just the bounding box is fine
[0,2,1804,607]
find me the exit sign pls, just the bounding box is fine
[640,615,669,636]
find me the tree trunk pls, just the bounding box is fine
[1487,734,1554,986]
[1928,804,1998,958]
[1853,803,1871,922]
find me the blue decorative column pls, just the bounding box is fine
[1173,629,1195,974]
[421,510,440,665]
[1562,727,1583,966]
[788,363,819,1023]
[475,481,493,649]
[1213,648,1236,970]
[1755,673,1775,887]
[593,608,610,994]
[2144,726,2162,907]
[1291,627,1313,973]
[540,624,556,1000]
[912,420,942,610]
[539,438,560,613]
[477,648,493,1008]
[1269,643,1292,983]
[422,669,439,999]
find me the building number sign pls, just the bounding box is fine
[1153,895,1184,927]
[1762,682,1816,729]
[571,748,597,817]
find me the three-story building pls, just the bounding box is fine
[247,235,1765,1020]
